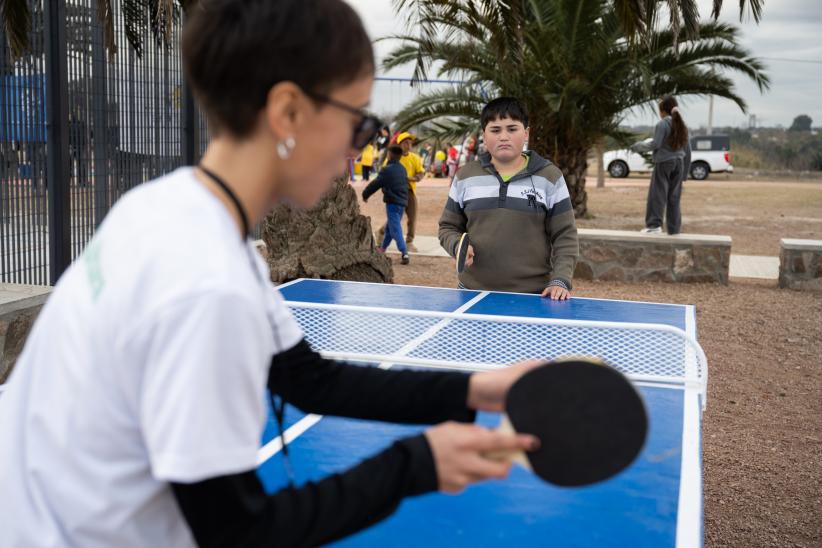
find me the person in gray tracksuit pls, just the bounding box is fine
[632,95,692,235]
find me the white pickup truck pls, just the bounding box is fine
[603,135,733,180]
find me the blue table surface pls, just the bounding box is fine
[279,278,690,331]
[263,279,700,547]
[258,386,686,547]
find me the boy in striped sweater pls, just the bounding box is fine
[439,97,579,299]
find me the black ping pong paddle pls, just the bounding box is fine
[456,233,470,274]
[487,357,648,487]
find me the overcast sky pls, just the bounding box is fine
[349,0,822,129]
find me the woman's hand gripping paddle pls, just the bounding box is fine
[486,358,648,487]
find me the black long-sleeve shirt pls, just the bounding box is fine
[172,339,476,547]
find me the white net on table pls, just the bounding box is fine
[286,301,708,401]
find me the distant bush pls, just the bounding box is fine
[731,145,764,169]
[728,128,822,171]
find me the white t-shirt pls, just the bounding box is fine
[0,168,303,547]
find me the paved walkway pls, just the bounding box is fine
[729,254,780,280]
[401,235,779,280]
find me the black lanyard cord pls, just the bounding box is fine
[197,164,294,485]
[199,165,250,239]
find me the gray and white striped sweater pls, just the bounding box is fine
[438,151,579,294]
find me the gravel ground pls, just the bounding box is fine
[387,254,822,547]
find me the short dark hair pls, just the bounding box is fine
[387,145,403,159]
[183,0,374,137]
[480,97,529,130]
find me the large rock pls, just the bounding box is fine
[262,176,393,284]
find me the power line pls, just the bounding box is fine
[760,57,822,65]
[374,76,468,84]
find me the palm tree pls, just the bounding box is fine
[386,0,769,216]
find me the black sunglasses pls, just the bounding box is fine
[304,90,383,150]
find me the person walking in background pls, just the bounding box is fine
[375,125,390,171]
[447,143,459,178]
[631,95,691,235]
[463,135,478,163]
[358,140,376,181]
[376,132,424,250]
[433,147,447,177]
[362,145,410,264]
[420,143,433,172]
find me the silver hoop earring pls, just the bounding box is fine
[277,137,296,160]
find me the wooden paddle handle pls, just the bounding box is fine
[482,415,532,470]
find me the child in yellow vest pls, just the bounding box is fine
[358,141,375,181]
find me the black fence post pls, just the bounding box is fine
[44,0,71,283]
[91,0,109,228]
[182,79,196,166]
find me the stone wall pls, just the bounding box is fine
[575,229,732,284]
[779,239,822,291]
[1,284,52,384]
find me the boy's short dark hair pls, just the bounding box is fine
[480,97,529,130]
[387,145,403,159]
[183,0,374,137]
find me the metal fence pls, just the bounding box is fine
[1,0,207,285]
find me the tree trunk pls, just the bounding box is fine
[262,176,394,284]
[562,148,589,217]
[530,132,590,217]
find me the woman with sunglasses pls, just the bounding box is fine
[0,1,539,547]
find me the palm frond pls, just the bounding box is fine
[2,0,31,59]
[121,0,186,59]
[123,0,146,58]
[392,85,489,130]
[612,0,647,38]
[417,117,480,144]
[97,0,117,57]
[712,0,763,23]
[676,0,700,36]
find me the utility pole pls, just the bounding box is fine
[707,96,714,135]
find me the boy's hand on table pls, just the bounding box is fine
[541,285,570,301]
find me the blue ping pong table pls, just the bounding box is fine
[257,279,706,547]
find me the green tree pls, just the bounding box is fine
[789,114,812,132]
[387,0,769,216]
